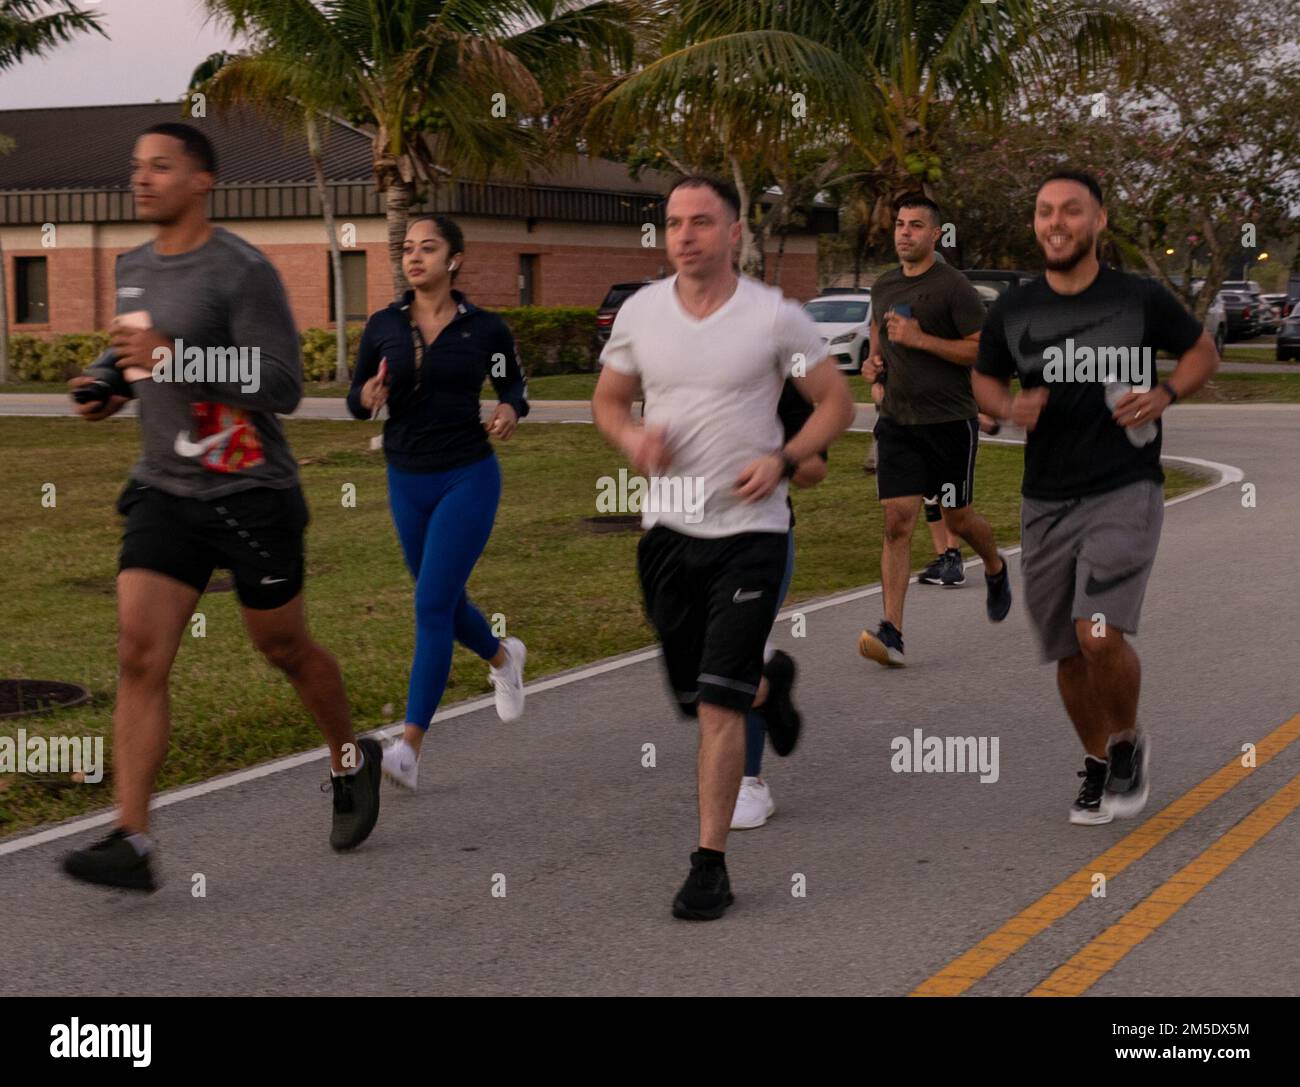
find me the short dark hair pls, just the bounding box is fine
[666,174,741,220]
[142,122,217,175]
[1038,169,1103,205]
[894,193,942,226]
[406,214,465,280]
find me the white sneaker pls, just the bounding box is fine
[382,739,419,791]
[730,776,775,830]
[489,636,526,722]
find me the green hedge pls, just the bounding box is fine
[7,306,600,383]
[7,333,111,381]
[494,306,599,376]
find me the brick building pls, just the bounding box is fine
[0,103,833,339]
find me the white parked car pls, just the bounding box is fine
[804,289,872,373]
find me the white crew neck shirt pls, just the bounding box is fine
[599,274,828,538]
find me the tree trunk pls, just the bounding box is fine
[773,228,787,287]
[306,114,349,383]
[385,179,413,300]
[730,154,760,277]
[0,235,8,384]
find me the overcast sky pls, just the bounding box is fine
[0,0,244,110]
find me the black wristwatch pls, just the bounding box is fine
[779,451,799,479]
[1159,380,1179,404]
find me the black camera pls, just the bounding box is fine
[72,379,118,405]
[72,348,133,406]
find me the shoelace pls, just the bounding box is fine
[1076,767,1106,805]
[488,654,516,690]
[323,775,354,813]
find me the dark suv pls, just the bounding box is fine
[1218,292,1258,342]
[595,281,654,347]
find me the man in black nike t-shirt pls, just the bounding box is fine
[974,169,1219,826]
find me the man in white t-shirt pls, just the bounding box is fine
[593,176,854,921]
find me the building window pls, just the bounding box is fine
[519,254,537,306]
[327,251,368,322]
[15,256,49,324]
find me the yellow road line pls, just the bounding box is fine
[1030,770,1300,996]
[910,713,1300,997]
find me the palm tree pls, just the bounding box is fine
[840,0,1147,242]
[200,0,639,297]
[188,51,354,381]
[0,0,107,382]
[573,0,1147,271]
[569,2,874,276]
[0,0,102,72]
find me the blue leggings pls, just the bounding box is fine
[745,530,795,777]
[387,456,502,730]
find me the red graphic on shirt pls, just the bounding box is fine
[191,401,264,472]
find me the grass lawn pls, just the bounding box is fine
[0,417,1207,835]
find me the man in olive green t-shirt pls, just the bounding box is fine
[858,195,1011,668]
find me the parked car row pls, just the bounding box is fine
[593,270,1297,368]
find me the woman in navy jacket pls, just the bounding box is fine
[348,214,529,789]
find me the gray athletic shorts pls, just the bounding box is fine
[1020,479,1163,662]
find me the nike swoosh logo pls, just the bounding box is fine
[259,576,287,585]
[1085,568,1143,595]
[733,589,763,603]
[1017,311,1124,359]
[175,426,239,457]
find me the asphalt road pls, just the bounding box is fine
[0,403,1296,996]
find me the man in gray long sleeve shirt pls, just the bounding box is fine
[62,123,382,892]
[88,229,305,496]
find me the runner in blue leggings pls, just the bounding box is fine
[348,214,529,790]
[731,380,828,829]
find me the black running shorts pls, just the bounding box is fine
[874,415,979,508]
[636,525,788,717]
[116,479,309,610]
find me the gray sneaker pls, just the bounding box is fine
[328,736,383,851]
[940,548,966,586]
[1104,733,1151,819]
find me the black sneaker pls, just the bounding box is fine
[858,620,905,667]
[940,548,966,586]
[917,554,946,585]
[759,650,801,757]
[671,851,734,920]
[62,828,157,892]
[1105,733,1151,818]
[328,736,382,851]
[1070,756,1113,825]
[985,558,1012,621]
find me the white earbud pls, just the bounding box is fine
[448,261,458,272]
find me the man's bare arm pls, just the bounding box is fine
[972,371,1014,419]
[1111,330,1219,428]
[1163,331,1219,400]
[592,366,639,451]
[592,367,671,475]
